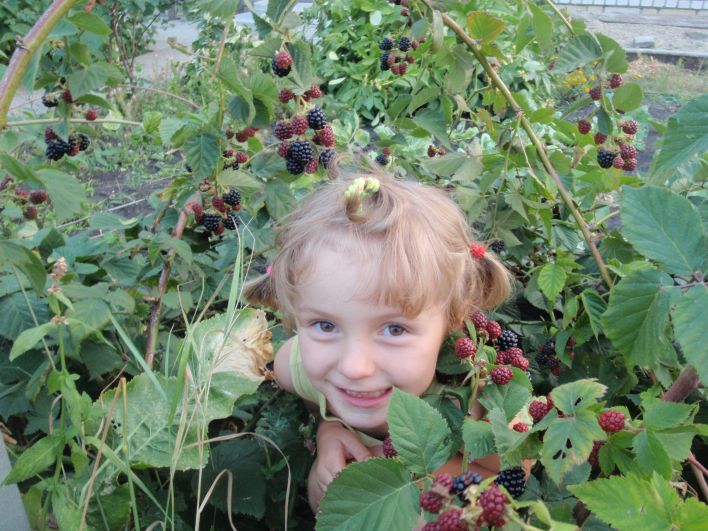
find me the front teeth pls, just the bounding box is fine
[344,389,387,398]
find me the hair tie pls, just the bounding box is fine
[470,243,486,259]
[265,264,273,277]
[344,177,380,201]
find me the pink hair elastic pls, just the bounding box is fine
[470,243,486,259]
[265,265,273,277]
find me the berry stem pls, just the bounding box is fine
[419,0,614,290]
[0,0,79,130]
[6,117,143,127]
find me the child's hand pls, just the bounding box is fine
[308,420,373,513]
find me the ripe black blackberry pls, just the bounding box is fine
[398,36,411,52]
[498,330,518,350]
[271,58,291,77]
[597,149,615,169]
[380,37,393,50]
[319,149,336,169]
[223,213,240,230]
[540,339,556,356]
[490,240,505,253]
[289,140,313,164]
[494,467,526,499]
[46,139,70,161]
[307,107,327,130]
[202,213,222,232]
[286,158,304,175]
[41,93,58,108]
[380,53,391,71]
[375,154,389,166]
[451,470,482,495]
[222,188,241,207]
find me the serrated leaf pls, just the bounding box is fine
[387,389,452,475]
[0,241,47,294]
[184,133,220,180]
[580,289,606,339]
[0,153,39,183]
[67,12,111,35]
[198,0,239,18]
[528,3,552,51]
[36,169,87,222]
[462,419,495,458]
[653,94,708,176]
[317,459,419,531]
[671,285,708,386]
[643,400,696,431]
[288,41,312,91]
[633,430,672,479]
[478,374,530,422]
[538,262,566,302]
[4,434,63,484]
[553,34,603,73]
[431,10,444,53]
[613,82,642,112]
[621,186,704,276]
[677,497,708,530]
[466,11,505,44]
[67,63,108,97]
[10,322,56,361]
[570,473,697,531]
[602,269,676,368]
[551,379,607,415]
[0,292,49,341]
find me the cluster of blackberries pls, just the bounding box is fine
[375,147,392,166]
[490,240,505,254]
[387,0,411,17]
[191,188,242,235]
[226,126,258,143]
[588,72,624,103]
[44,127,90,161]
[222,149,248,170]
[41,89,73,108]
[536,339,561,375]
[275,106,335,175]
[278,83,322,105]
[380,35,418,76]
[271,50,293,77]
[7,184,49,221]
[427,145,447,158]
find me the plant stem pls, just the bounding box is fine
[419,0,614,289]
[690,460,708,502]
[0,0,81,129]
[688,453,708,477]
[120,84,201,110]
[5,117,142,127]
[542,0,575,34]
[663,366,701,402]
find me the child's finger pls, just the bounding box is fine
[368,444,385,458]
[341,437,373,462]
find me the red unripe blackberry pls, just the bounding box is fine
[235,151,248,164]
[274,120,293,140]
[612,155,625,169]
[68,144,80,157]
[387,54,397,66]
[620,144,637,160]
[491,366,513,385]
[433,473,453,489]
[382,147,392,156]
[427,145,437,157]
[316,124,335,147]
[551,365,561,376]
[214,223,225,236]
[383,437,398,457]
[509,352,529,371]
[307,106,327,130]
[496,350,510,365]
[277,141,291,159]
[187,201,203,221]
[529,400,549,423]
[589,86,602,101]
[411,39,419,50]
[30,190,48,204]
[436,508,465,531]
[398,63,408,75]
[422,522,441,531]
[278,89,295,104]
[454,337,477,360]
[438,148,447,155]
[61,89,73,104]
[623,158,637,172]
[44,127,58,143]
[291,115,309,135]
[244,126,257,137]
[485,320,502,339]
[85,108,97,121]
[401,8,409,17]
[23,206,38,220]
[406,54,415,64]
[598,410,625,433]
[225,128,235,139]
[588,440,603,467]
[594,131,607,144]
[577,119,592,134]
[273,50,292,69]
[471,311,487,329]
[546,392,554,410]
[609,73,623,89]
[235,130,249,142]
[223,149,235,158]
[419,490,443,514]
[304,159,319,173]
[306,84,322,98]
[470,243,486,259]
[478,484,508,528]
[390,64,401,75]
[513,422,529,432]
[212,196,228,213]
[621,119,638,135]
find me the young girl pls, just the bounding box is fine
[245,172,512,513]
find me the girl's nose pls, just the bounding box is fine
[338,336,377,380]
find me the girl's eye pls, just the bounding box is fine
[315,321,336,333]
[385,324,406,337]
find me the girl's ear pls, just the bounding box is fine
[243,272,278,309]
[476,253,513,310]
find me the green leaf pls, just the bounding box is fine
[580,289,606,339]
[198,0,239,18]
[0,241,47,294]
[288,41,313,91]
[671,285,708,386]
[643,399,696,431]
[551,379,607,416]
[621,186,704,276]
[0,153,39,183]
[36,169,87,222]
[602,269,676,368]
[633,430,672,479]
[67,63,108,97]
[462,419,495,458]
[538,263,566,302]
[528,3,552,51]
[10,322,56,360]
[411,108,450,142]
[263,179,296,221]
[478,373,530,422]
[67,12,111,35]
[4,434,63,484]
[553,34,603,73]
[0,292,49,341]
[613,82,642,112]
[677,497,708,530]
[541,412,605,485]
[653,94,708,176]
[570,473,700,531]
[466,11,505,44]
[317,459,419,531]
[431,10,444,53]
[184,133,220,180]
[387,389,452,475]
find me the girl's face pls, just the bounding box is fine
[295,247,448,435]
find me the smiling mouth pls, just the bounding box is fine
[339,388,390,398]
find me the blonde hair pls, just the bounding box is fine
[245,171,512,332]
